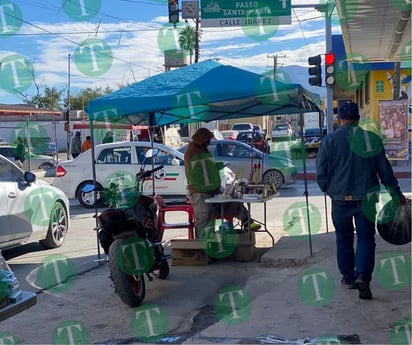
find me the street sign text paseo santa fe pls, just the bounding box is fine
[200,0,291,28]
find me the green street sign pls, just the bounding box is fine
[201,0,291,28]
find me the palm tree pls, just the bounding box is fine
[178,25,197,64]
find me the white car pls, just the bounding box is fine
[53,142,190,208]
[0,155,70,250]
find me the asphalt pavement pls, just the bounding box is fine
[1,158,411,344]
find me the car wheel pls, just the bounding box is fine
[39,201,68,249]
[262,169,284,189]
[77,181,104,208]
[38,162,54,170]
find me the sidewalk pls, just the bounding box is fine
[185,232,411,345]
[14,157,411,344]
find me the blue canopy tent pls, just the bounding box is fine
[86,60,322,256]
[86,59,321,126]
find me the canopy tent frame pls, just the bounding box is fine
[86,60,324,259]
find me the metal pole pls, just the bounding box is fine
[325,2,334,134]
[67,54,71,160]
[194,17,199,63]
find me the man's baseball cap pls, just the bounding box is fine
[337,101,360,120]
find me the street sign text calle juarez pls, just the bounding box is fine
[200,0,291,28]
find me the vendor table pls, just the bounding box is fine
[205,194,276,260]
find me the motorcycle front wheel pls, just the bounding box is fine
[108,239,146,307]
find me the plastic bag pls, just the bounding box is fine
[377,198,411,245]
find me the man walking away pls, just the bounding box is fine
[316,101,406,300]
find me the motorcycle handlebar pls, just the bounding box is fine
[138,165,164,179]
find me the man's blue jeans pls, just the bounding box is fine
[331,200,376,283]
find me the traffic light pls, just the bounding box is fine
[168,0,179,25]
[308,55,322,87]
[325,52,335,86]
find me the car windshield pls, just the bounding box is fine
[232,124,252,130]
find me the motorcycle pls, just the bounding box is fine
[84,148,170,307]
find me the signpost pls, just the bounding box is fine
[200,0,291,28]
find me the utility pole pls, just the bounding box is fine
[393,62,401,100]
[267,54,286,79]
[194,17,200,63]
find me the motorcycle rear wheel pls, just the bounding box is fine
[109,239,146,307]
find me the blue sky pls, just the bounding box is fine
[0,0,341,105]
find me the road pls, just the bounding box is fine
[1,178,410,344]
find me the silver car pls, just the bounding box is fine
[0,145,56,171]
[179,139,297,189]
[0,155,70,250]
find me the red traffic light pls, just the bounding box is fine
[325,52,335,65]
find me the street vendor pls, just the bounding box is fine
[184,127,261,239]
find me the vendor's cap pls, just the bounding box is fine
[192,128,214,146]
[75,131,81,136]
[337,101,360,120]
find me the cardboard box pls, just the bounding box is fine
[207,231,257,262]
[237,231,256,246]
[235,244,256,261]
[171,239,208,266]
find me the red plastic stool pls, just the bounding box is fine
[154,195,195,240]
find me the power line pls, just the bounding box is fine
[4,11,155,73]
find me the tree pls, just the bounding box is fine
[178,25,197,65]
[69,86,113,110]
[24,86,63,110]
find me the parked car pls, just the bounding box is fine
[271,124,293,141]
[231,123,254,132]
[53,141,231,208]
[236,131,269,153]
[179,139,297,189]
[220,130,239,140]
[253,124,263,132]
[0,155,70,250]
[0,145,56,170]
[303,127,327,149]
